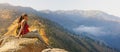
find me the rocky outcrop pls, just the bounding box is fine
[0,36,47,52]
[0,36,69,52]
[42,48,68,52]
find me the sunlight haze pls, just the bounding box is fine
[0,0,120,17]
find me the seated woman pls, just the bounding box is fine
[16,13,51,48]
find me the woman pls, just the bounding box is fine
[16,13,52,48]
[16,13,29,37]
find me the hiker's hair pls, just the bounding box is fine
[22,13,28,17]
[18,13,28,23]
[18,16,24,23]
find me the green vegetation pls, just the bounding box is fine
[34,16,117,52]
[0,8,118,52]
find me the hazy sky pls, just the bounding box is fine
[0,0,120,17]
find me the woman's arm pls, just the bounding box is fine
[17,20,25,36]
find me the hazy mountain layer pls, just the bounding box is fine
[0,3,118,52]
[39,10,120,51]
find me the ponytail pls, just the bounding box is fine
[18,16,24,23]
[18,13,27,23]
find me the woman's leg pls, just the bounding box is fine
[22,32,49,47]
[22,32,40,38]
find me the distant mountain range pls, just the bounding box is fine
[0,3,119,52]
[39,10,120,51]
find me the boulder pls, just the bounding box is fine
[0,36,46,52]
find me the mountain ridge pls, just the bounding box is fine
[39,9,120,51]
[0,3,119,52]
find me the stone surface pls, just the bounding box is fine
[42,48,68,52]
[0,36,46,52]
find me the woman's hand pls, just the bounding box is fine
[16,33,23,38]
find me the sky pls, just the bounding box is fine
[0,0,120,17]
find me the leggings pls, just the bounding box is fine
[22,32,49,47]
